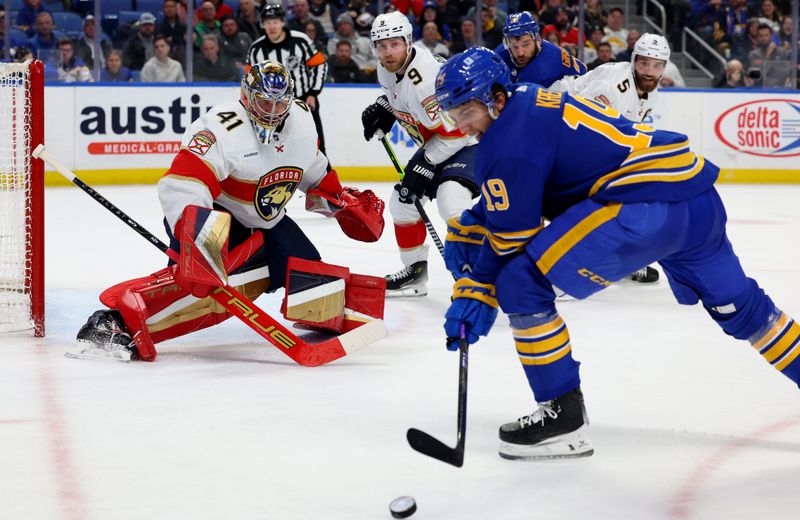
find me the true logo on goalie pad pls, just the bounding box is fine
[187,129,216,156]
[255,166,303,222]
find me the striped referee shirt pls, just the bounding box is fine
[246,29,327,98]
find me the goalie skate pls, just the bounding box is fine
[385,261,428,298]
[498,387,594,460]
[67,310,135,362]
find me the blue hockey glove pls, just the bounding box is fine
[397,155,436,203]
[444,276,499,350]
[445,210,486,276]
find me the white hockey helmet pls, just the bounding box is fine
[631,33,670,64]
[370,11,413,47]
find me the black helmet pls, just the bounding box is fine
[260,2,286,21]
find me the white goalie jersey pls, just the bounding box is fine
[158,99,328,231]
[377,46,476,165]
[550,61,659,123]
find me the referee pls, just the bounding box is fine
[246,3,328,153]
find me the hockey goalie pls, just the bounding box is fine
[73,61,386,362]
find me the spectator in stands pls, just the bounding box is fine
[122,13,157,71]
[304,20,328,56]
[542,8,580,54]
[414,0,452,46]
[603,7,629,56]
[582,24,606,64]
[756,0,782,33]
[452,17,479,54]
[614,29,641,62]
[538,0,564,27]
[584,0,607,30]
[661,61,687,87]
[0,9,27,59]
[480,5,505,50]
[206,0,235,20]
[74,15,111,70]
[195,1,222,47]
[714,58,748,87]
[354,12,376,38]
[158,0,188,65]
[327,13,374,74]
[288,0,329,48]
[15,46,34,63]
[343,0,378,38]
[237,0,262,41]
[327,39,364,82]
[588,41,615,70]
[777,16,794,50]
[55,38,93,83]
[748,22,791,86]
[27,12,59,55]
[141,34,186,82]
[466,0,508,28]
[309,0,340,35]
[415,21,450,58]
[392,0,423,19]
[725,0,752,41]
[194,33,240,82]
[16,0,48,36]
[433,0,461,39]
[732,18,762,60]
[219,15,253,69]
[100,49,134,82]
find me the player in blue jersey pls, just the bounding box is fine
[495,11,586,87]
[434,48,800,461]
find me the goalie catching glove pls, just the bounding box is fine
[305,169,385,242]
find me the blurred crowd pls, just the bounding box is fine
[0,0,796,88]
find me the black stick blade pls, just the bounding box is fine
[406,428,464,467]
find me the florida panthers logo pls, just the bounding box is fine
[255,166,303,221]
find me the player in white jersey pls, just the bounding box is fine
[551,32,669,124]
[551,32,671,284]
[361,11,478,297]
[73,62,387,361]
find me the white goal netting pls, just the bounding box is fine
[0,61,37,334]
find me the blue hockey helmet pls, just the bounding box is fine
[503,11,539,40]
[435,47,512,114]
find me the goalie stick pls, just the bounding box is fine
[379,135,447,259]
[407,327,469,467]
[32,144,387,367]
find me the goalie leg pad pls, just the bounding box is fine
[281,257,386,334]
[174,206,231,297]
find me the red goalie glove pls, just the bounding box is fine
[306,170,385,242]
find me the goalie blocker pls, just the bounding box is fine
[76,204,385,361]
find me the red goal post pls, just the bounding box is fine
[0,60,44,337]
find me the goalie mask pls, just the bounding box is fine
[241,61,294,144]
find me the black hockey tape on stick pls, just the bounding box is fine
[379,136,447,260]
[31,145,386,366]
[407,325,469,467]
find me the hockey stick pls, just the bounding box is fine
[32,144,386,367]
[379,136,446,258]
[407,326,469,467]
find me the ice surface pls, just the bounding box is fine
[1,183,799,520]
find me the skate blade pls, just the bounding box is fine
[385,286,428,298]
[65,341,132,363]
[498,430,594,461]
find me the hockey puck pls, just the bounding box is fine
[389,496,417,518]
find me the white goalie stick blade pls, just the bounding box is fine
[498,428,594,461]
[65,341,133,363]
[337,319,388,355]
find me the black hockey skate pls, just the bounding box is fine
[628,265,660,283]
[498,387,594,460]
[385,261,428,298]
[69,310,136,362]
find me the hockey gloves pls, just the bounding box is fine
[444,276,499,349]
[173,205,231,298]
[397,154,436,203]
[306,170,386,242]
[445,209,486,276]
[362,95,396,141]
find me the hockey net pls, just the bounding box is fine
[0,60,44,336]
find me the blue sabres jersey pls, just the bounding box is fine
[495,40,586,87]
[464,84,719,283]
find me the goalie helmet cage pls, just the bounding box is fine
[0,60,44,337]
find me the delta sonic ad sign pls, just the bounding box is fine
[707,95,800,182]
[49,84,411,184]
